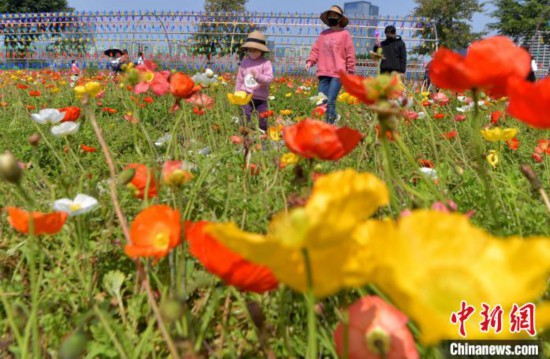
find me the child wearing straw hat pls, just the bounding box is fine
[306,5,356,124]
[235,31,274,132]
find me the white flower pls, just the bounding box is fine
[31,109,65,125]
[417,112,426,119]
[53,194,98,216]
[51,122,80,137]
[155,133,172,147]
[309,92,327,106]
[268,96,275,101]
[205,68,215,78]
[457,96,466,102]
[456,103,474,113]
[419,167,437,179]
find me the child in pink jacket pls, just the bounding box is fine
[306,5,356,124]
[235,31,274,132]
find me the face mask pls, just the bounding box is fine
[328,18,340,27]
[247,51,261,60]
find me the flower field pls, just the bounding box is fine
[0,36,549,358]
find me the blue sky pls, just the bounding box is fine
[68,0,493,32]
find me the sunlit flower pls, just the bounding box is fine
[487,150,499,168]
[480,127,518,142]
[53,194,98,216]
[51,122,80,137]
[279,152,300,168]
[162,160,194,186]
[283,119,363,161]
[185,221,278,293]
[227,91,253,105]
[357,211,550,344]
[7,207,68,236]
[124,163,158,199]
[125,205,181,260]
[59,106,81,122]
[206,170,390,297]
[31,109,64,125]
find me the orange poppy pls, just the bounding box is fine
[429,37,531,98]
[339,72,375,105]
[339,72,402,105]
[102,107,118,114]
[125,205,181,260]
[59,106,81,122]
[490,110,502,124]
[506,77,550,129]
[124,163,158,199]
[170,72,200,99]
[7,207,68,236]
[28,90,41,97]
[184,221,279,293]
[283,119,363,160]
[434,113,445,120]
[443,130,458,139]
[192,107,205,115]
[374,124,394,141]
[506,138,519,150]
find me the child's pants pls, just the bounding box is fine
[241,99,269,131]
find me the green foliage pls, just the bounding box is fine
[0,0,72,13]
[412,0,484,54]
[488,0,550,43]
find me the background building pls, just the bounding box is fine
[344,1,379,55]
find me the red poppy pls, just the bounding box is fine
[454,114,466,122]
[143,96,155,104]
[402,110,418,121]
[170,72,200,99]
[490,110,502,124]
[418,159,434,168]
[429,37,531,97]
[434,113,445,120]
[17,84,29,90]
[506,77,550,129]
[532,153,543,163]
[334,296,418,359]
[311,106,326,119]
[59,106,81,122]
[80,144,97,153]
[26,105,36,111]
[7,207,68,236]
[193,107,205,115]
[123,113,140,123]
[102,107,118,114]
[443,130,458,139]
[124,163,158,199]
[506,138,519,150]
[283,119,363,160]
[259,110,275,119]
[29,90,41,97]
[339,71,402,105]
[184,221,278,293]
[125,205,181,260]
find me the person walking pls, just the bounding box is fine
[373,25,407,75]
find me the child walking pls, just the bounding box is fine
[306,5,356,124]
[235,31,274,132]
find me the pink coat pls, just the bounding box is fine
[306,28,357,78]
[235,57,274,101]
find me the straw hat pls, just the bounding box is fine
[241,31,270,52]
[320,5,349,28]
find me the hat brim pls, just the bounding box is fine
[241,42,270,53]
[320,11,349,28]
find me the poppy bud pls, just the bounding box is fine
[28,133,41,147]
[117,168,136,185]
[0,151,22,184]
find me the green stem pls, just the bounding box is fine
[302,248,317,359]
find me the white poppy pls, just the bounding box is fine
[31,109,65,125]
[419,167,437,179]
[154,133,172,147]
[309,92,327,106]
[53,194,98,216]
[51,122,80,137]
[268,96,275,101]
[205,68,215,78]
[417,112,426,119]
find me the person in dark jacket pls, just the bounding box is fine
[373,25,407,74]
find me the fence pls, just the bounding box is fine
[0,10,438,79]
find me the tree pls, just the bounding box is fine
[412,0,483,54]
[488,0,550,43]
[0,0,72,13]
[0,0,80,61]
[192,0,258,59]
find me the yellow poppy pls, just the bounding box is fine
[75,81,101,99]
[337,92,350,103]
[487,150,499,168]
[280,153,300,167]
[268,124,283,141]
[355,210,550,345]
[227,91,252,105]
[206,169,389,297]
[480,127,518,142]
[280,109,293,116]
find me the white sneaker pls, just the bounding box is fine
[334,115,341,125]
